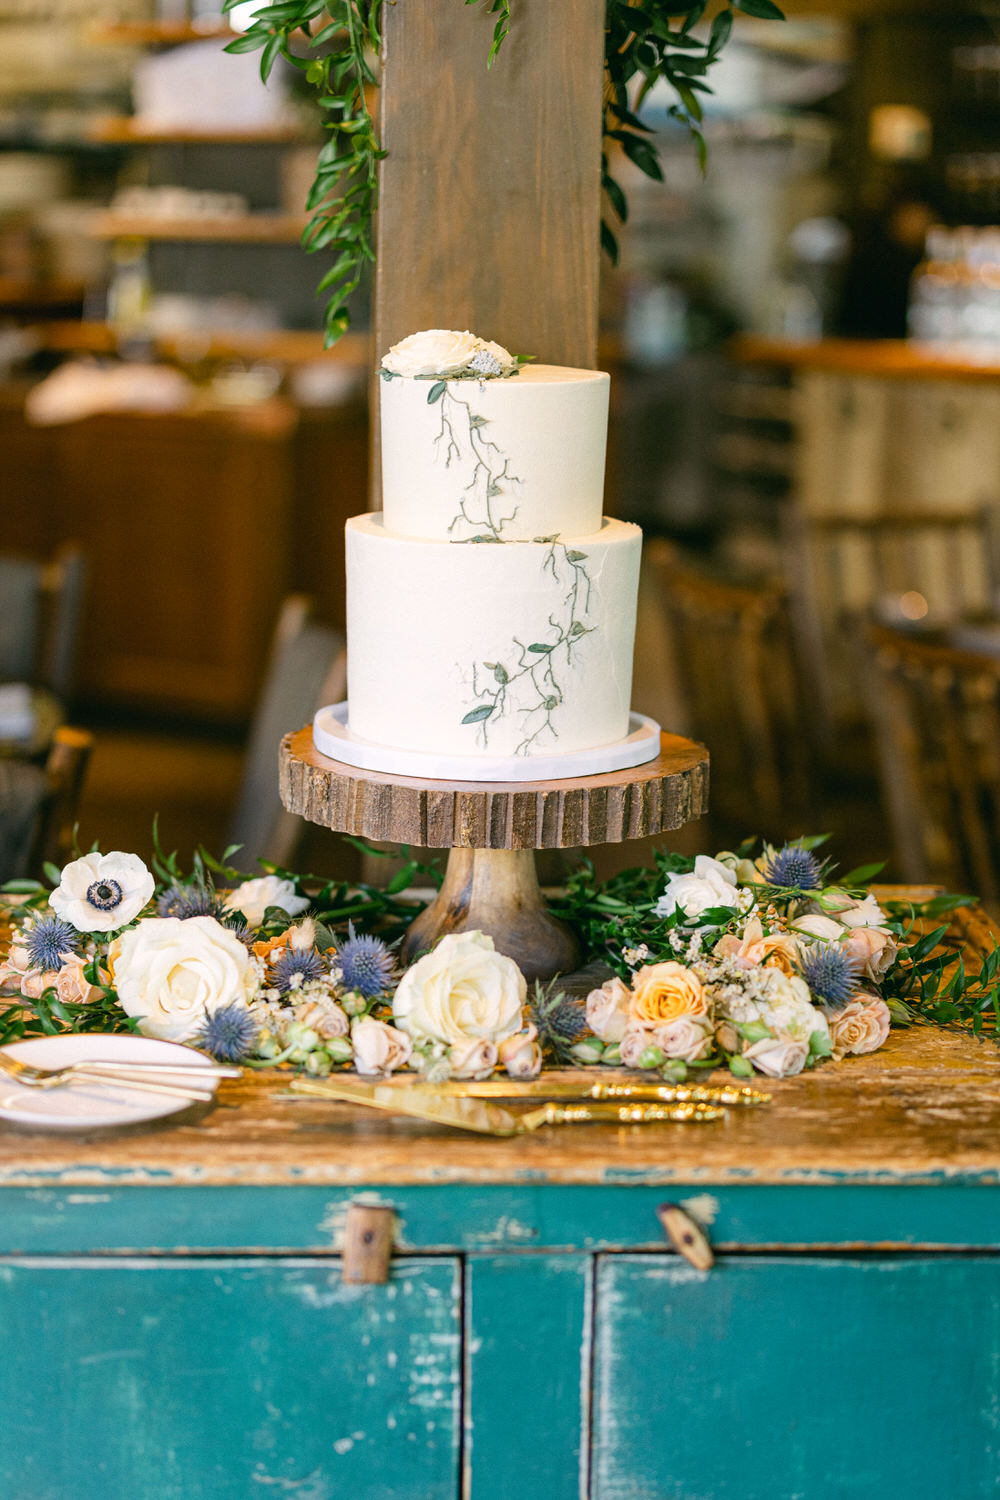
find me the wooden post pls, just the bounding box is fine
[370,0,606,502]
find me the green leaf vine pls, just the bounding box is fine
[224,0,783,343]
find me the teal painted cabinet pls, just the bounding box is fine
[590,1254,1000,1500]
[0,1257,461,1500]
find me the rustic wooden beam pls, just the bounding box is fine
[370,0,606,502]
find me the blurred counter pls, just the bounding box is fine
[730,335,1000,515]
[734,335,1000,383]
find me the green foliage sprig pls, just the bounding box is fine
[222,0,783,343]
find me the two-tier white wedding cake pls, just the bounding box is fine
[313,328,660,781]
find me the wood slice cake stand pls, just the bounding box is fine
[279,726,709,981]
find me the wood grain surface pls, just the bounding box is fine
[3,1026,1000,1188]
[279,727,710,849]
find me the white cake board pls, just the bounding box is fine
[312,702,662,783]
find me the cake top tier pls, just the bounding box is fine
[379,330,609,543]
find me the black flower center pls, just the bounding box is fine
[86,878,123,912]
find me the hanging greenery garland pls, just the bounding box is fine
[223,0,784,344]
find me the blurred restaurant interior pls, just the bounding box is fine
[6,0,1000,901]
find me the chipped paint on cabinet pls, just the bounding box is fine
[590,1253,1000,1500]
[0,1256,461,1500]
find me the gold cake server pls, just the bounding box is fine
[422,1079,771,1107]
[287,1077,725,1135]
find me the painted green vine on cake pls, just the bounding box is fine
[461,539,595,755]
[432,383,522,542]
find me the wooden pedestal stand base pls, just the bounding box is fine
[279,726,709,981]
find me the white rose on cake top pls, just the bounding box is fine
[381,328,516,379]
[392,930,526,1049]
[50,851,154,932]
[111,915,256,1042]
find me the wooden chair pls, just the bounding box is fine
[0,544,87,699]
[864,623,1000,901]
[227,595,346,872]
[0,726,94,882]
[645,540,814,844]
[783,508,1000,744]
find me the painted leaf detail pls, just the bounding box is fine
[462,704,495,724]
[493,664,509,684]
[528,643,554,654]
[427,381,447,404]
[468,414,488,429]
[565,549,587,561]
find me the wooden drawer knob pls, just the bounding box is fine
[657,1202,714,1271]
[342,1203,395,1284]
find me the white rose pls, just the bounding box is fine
[392,930,525,1048]
[111,916,256,1042]
[585,976,631,1043]
[654,855,750,921]
[448,1037,499,1080]
[351,1016,413,1075]
[381,328,481,378]
[835,893,887,929]
[651,1014,714,1063]
[755,968,830,1047]
[223,876,309,928]
[498,1025,543,1080]
[744,1036,809,1078]
[50,851,154,933]
[792,913,845,944]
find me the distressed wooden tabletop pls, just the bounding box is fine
[3,898,999,1189]
[1,1026,999,1187]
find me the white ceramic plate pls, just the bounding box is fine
[0,1033,218,1130]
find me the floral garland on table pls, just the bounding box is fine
[0,836,996,1086]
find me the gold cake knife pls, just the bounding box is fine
[287,1077,725,1134]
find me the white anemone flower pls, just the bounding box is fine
[50,851,155,933]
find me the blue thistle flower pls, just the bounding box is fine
[25,917,80,972]
[270,947,327,995]
[800,944,861,1011]
[220,912,256,949]
[334,925,395,998]
[764,844,824,891]
[157,882,224,920]
[196,1001,258,1063]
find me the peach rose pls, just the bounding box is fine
[19,968,60,1000]
[619,1026,654,1068]
[630,962,707,1029]
[743,1036,809,1078]
[716,918,799,976]
[351,1016,412,1075]
[651,1015,714,1063]
[585,976,631,1043]
[829,995,891,1060]
[448,1037,499,1080]
[499,1024,543,1080]
[55,955,102,1006]
[841,926,898,981]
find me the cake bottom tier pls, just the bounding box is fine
[346,513,642,760]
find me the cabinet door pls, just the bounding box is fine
[0,1256,460,1500]
[591,1254,1000,1500]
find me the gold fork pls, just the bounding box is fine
[0,1051,224,1103]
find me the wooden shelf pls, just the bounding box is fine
[38,320,370,369]
[0,278,85,311]
[90,117,312,145]
[89,212,309,244]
